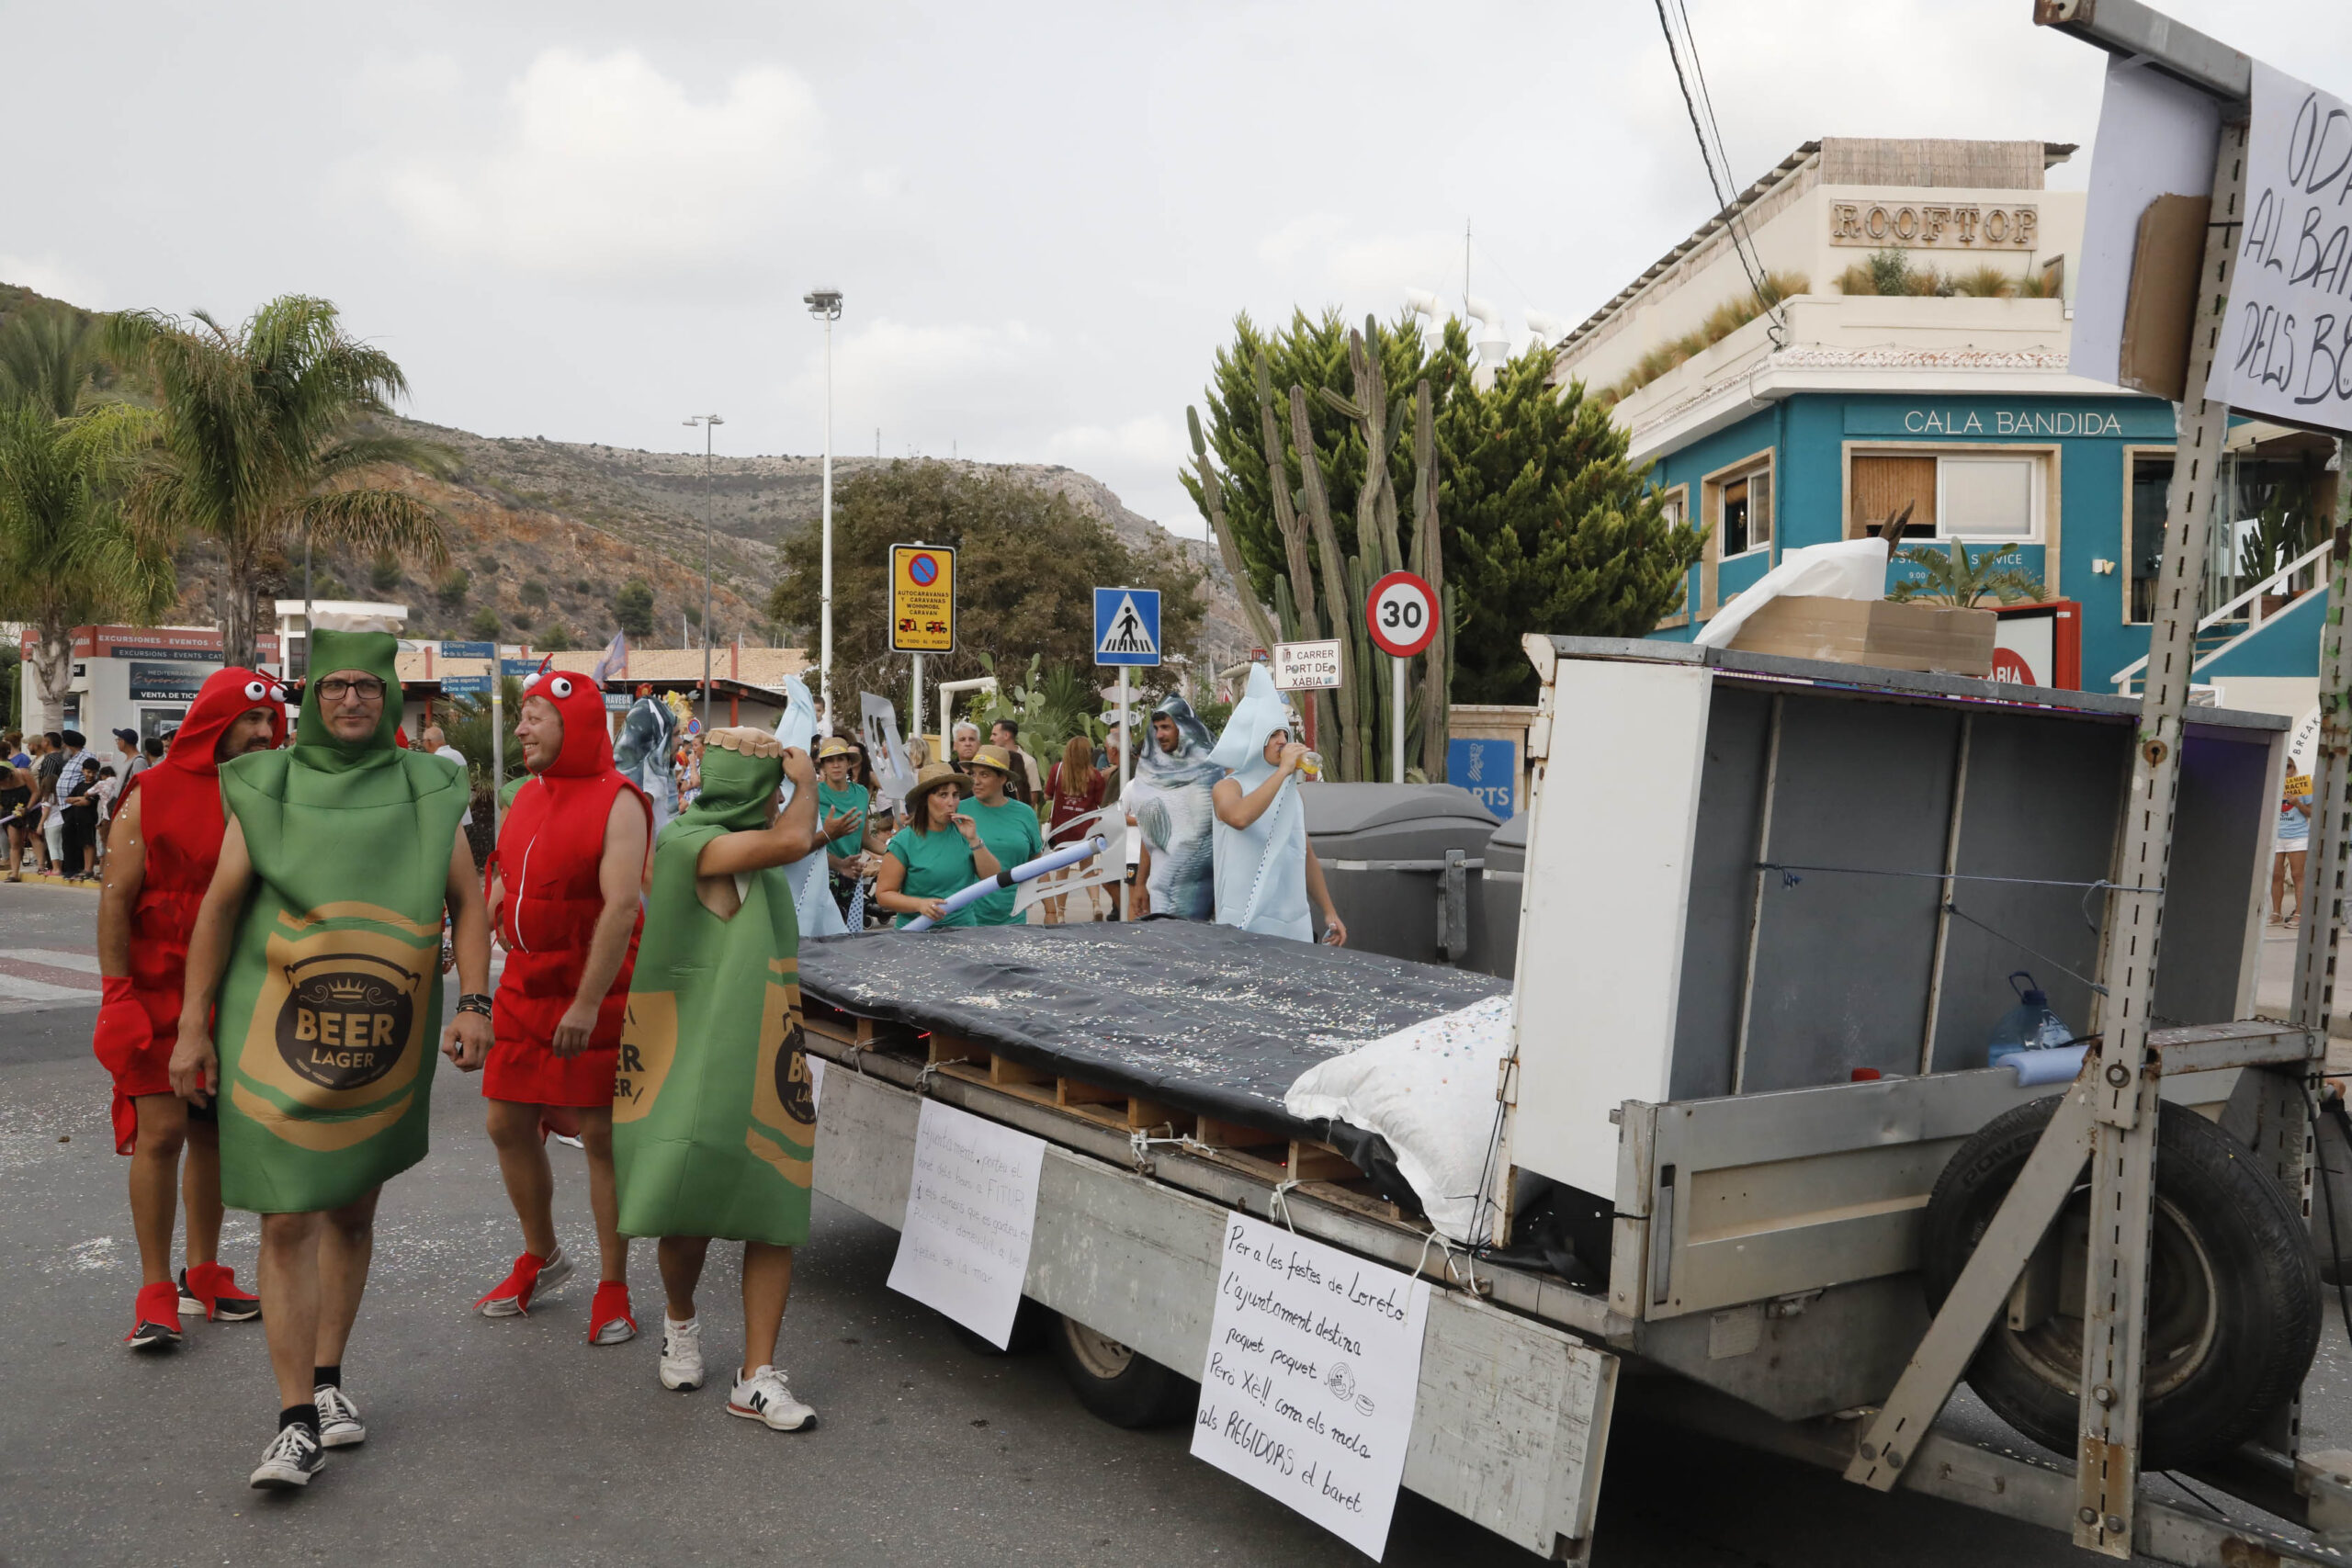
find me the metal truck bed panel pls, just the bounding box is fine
[809,1048,1616,1559]
[798,921,1505,1136]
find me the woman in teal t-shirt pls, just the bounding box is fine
[874,762,1000,928]
[963,745,1046,925]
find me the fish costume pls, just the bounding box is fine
[1209,666,1313,942]
[483,661,651,1109]
[212,629,469,1213]
[612,728,815,1247]
[91,667,287,1154]
[1135,692,1223,921]
[771,676,848,940]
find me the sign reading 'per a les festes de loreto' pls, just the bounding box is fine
[1191,1213,1431,1559]
[2215,63,2352,437]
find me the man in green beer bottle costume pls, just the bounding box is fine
[614,726,825,1430]
[170,626,493,1491]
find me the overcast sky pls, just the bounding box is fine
[7,1,2346,540]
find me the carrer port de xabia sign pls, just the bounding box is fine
[890,544,956,654]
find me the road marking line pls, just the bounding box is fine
[15,949,100,973]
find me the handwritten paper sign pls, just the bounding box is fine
[2214,63,2352,436]
[886,1100,1046,1348]
[1190,1213,1431,1559]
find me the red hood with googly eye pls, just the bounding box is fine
[151,666,288,783]
[520,663,613,778]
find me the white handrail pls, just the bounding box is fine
[2109,537,2334,689]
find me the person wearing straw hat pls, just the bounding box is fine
[873,762,1001,928]
[961,744,1045,926]
[814,737,873,921]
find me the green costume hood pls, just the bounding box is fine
[680,739,783,835]
[295,629,402,771]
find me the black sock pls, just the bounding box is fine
[279,1404,319,1433]
[312,1364,341,1391]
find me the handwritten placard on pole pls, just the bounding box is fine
[886,1100,1046,1348]
[2213,63,2352,436]
[1190,1213,1431,1559]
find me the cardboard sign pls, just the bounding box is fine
[890,545,957,653]
[858,692,917,802]
[1191,1213,1431,1559]
[1273,640,1343,691]
[886,1100,1046,1348]
[2287,773,2313,798]
[2214,63,2352,436]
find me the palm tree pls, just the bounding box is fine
[0,397,175,728]
[0,308,102,420]
[107,296,454,667]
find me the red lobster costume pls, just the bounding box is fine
[91,668,288,1154]
[484,665,650,1109]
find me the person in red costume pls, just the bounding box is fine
[93,669,286,1348]
[474,663,652,1344]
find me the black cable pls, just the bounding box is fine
[1650,0,1781,334]
[1760,861,2120,893]
[2159,1469,2235,1522]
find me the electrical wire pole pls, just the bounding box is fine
[683,413,724,728]
[806,288,843,728]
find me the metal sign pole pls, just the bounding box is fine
[1118,667,1131,797]
[1391,655,1406,783]
[2291,460,2352,1047]
[910,653,923,762]
[2071,117,2247,1557]
[490,673,504,836]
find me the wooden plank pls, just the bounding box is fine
[1126,1097,1193,1135]
[989,1054,1052,1089]
[928,1031,989,1066]
[1287,1138,1357,1181]
[1196,1115,1283,1149]
[1055,1077,1124,1107]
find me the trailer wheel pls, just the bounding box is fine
[1049,1314,1196,1428]
[1921,1096,2320,1470]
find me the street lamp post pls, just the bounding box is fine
[804,288,842,728]
[682,413,724,728]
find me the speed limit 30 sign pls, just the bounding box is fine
[1365,570,1439,658]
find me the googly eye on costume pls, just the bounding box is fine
[243,680,268,702]
[269,683,287,704]
[549,677,574,699]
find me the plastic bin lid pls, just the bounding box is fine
[1299,782,1500,836]
[1487,809,1531,850]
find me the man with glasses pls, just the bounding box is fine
[171,628,491,1492]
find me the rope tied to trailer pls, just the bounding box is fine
[1412,1225,1482,1295]
[1268,1179,1303,1234]
[1758,861,2139,899]
[914,1059,949,1097]
[1125,1127,1212,1176]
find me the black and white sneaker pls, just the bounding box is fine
[249,1424,326,1489]
[314,1384,366,1449]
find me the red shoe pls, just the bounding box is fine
[179,1262,263,1323]
[588,1281,638,1346]
[474,1247,572,1317]
[125,1281,183,1350]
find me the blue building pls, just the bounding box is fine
[1550,138,2339,726]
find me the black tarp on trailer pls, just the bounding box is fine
[797,919,1507,1134]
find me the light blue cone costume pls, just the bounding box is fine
[1209,666,1313,942]
[772,676,849,940]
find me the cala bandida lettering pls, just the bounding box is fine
[1900,407,2124,436]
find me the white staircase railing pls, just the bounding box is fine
[2109,536,2333,690]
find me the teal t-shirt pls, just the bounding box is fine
[887,825,981,929]
[817,780,870,860]
[963,795,1046,926]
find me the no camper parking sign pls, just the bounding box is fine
[890,544,956,653]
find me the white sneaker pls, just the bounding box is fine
[659,1316,705,1391]
[728,1364,816,1431]
[249,1423,326,1489]
[314,1384,366,1449]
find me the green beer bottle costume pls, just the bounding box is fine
[213,630,469,1214]
[613,728,816,1248]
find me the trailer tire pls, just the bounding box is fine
[1921,1096,2320,1470]
[1049,1314,1196,1428]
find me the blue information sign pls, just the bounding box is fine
[439,674,491,695]
[1447,737,1517,818]
[500,658,542,677]
[440,640,495,659]
[1092,587,1161,667]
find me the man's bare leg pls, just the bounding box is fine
[128,1095,188,1287]
[740,1241,794,1376]
[182,1119,223,1269]
[260,1211,326,1410]
[659,1235,709,1322]
[314,1188,379,1371]
[485,1098,558,1258]
[578,1108,626,1285]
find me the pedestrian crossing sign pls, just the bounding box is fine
[1093,587,1160,666]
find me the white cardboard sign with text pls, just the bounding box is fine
[1191,1212,1431,1560]
[886,1100,1046,1348]
[2214,62,2352,436]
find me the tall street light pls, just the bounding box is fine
[683,412,724,728]
[804,288,842,728]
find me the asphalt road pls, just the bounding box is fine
[1,879,2334,1566]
